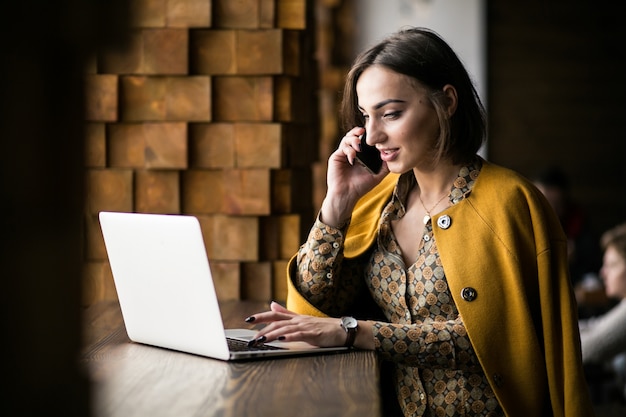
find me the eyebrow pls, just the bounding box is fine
[358,99,406,111]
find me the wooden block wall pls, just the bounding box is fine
[83,0,319,306]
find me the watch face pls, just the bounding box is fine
[342,316,358,329]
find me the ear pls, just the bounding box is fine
[442,84,458,117]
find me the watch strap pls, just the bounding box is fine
[344,327,357,347]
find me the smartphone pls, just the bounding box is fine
[355,131,383,174]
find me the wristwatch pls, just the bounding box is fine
[340,316,358,347]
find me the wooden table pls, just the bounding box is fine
[82,300,382,417]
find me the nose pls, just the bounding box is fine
[364,122,384,146]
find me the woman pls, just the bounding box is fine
[245,28,593,417]
[579,223,626,400]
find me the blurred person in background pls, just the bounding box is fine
[579,222,626,405]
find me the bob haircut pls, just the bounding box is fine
[340,27,486,165]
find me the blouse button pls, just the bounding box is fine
[437,215,451,229]
[461,287,477,301]
[420,393,426,401]
[332,242,339,249]
[423,234,431,242]
[326,273,332,279]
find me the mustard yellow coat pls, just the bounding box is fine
[287,160,594,417]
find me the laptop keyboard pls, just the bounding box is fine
[227,337,284,352]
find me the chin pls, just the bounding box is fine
[385,162,409,175]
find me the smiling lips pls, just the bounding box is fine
[379,148,399,162]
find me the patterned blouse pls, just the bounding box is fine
[296,161,504,417]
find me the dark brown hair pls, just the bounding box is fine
[340,27,486,165]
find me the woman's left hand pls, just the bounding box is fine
[245,302,347,348]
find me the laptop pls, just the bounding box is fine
[98,211,349,360]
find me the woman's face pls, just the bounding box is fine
[355,65,441,174]
[600,245,626,299]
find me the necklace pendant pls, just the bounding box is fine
[423,214,430,224]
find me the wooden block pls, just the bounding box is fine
[241,262,272,301]
[108,122,187,168]
[107,123,145,167]
[313,161,327,211]
[98,30,143,74]
[259,216,280,260]
[130,0,166,28]
[278,214,301,259]
[285,123,318,166]
[199,214,259,261]
[259,0,276,28]
[277,0,307,29]
[135,170,180,213]
[299,80,317,122]
[84,213,108,261]
[85,123,106,167]
[82,261,117,307]
[190,30,236,74]
[159,76,211,121]
[260,214,301,260]
[213,76,273,121]
[236,30,283,75]
[275,76,317,123]
[213,0,260,29]
[271,169,293,214]
[142,29,189,74]
[272,260,289,302]
[144,122,187,168]
[271,168,313,213]
[120,76,211,121]
[319,89,340,142]
[209,261,241,301]
[182,169,224,214]
[222,168,271,215]
[85,169,133,214]
[320,66,346,90]
[100,29,187,74]
[189,123,236,168]
[273,76,292,122]
[166,0,211,28]
[283,30,301,76]
[234,123,282,168]
[85,74,118,122]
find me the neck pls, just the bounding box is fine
[412,163,460,202]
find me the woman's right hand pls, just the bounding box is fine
[320,127,389,227]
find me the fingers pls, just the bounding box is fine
[245,315,300,347]
[244,307,295,347]
[343,127,364,149]
[244,310,291,324]
[248,314,345,348]
[337,128,365,165]
[270,301,291,313]
[244,302,293,323]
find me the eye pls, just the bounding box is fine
[383,111,401,120]
[362,114,370,120]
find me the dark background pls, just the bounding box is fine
[488,1,626,239]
